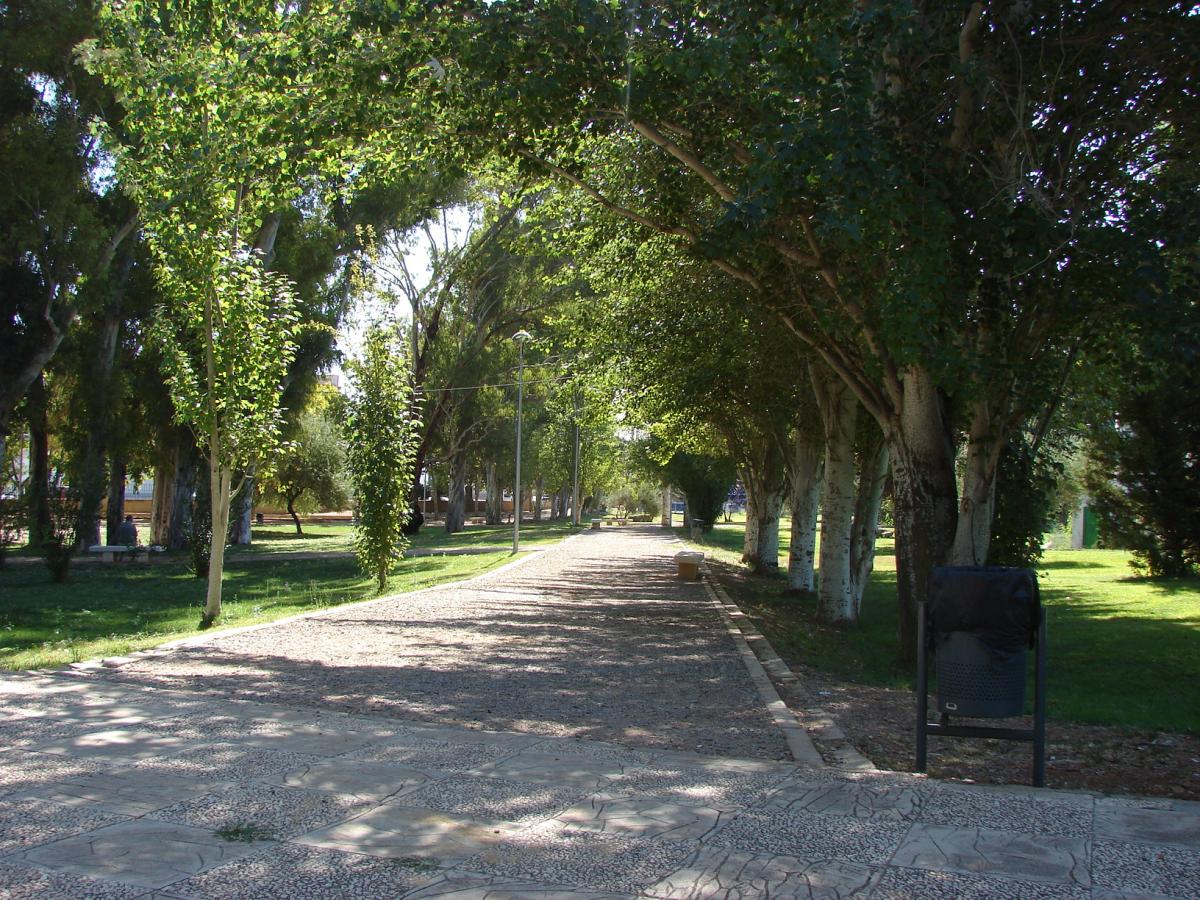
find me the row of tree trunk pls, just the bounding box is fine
[724,362,892,626]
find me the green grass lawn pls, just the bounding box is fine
[232,519,575,556]
[684,520,1200,735]
[0,519,580,671]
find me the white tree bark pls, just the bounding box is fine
[786,428,824,592]
[754,482,785,572]
[660,484,672,527]
[849,432,890,612]
[812,362,859,623]
[740,435,787,573]
[950,398,1004,565]
[742,471,760,561]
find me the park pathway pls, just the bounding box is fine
[0,526,1197,897]
[105,526,789,760]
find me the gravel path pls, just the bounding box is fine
[103,527,789,760]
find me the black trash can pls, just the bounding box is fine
[929,567,1040,718]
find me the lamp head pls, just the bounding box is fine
[512,329,532,343]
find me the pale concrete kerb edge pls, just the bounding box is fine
[700,570,826,768]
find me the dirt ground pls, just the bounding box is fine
[712,568,1200,801]
[804,671,1200,801]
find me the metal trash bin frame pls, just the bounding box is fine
[915,566,1047,787]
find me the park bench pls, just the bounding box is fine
[86,545,165,563]
[87,544,141,562]
[674,550,704,581]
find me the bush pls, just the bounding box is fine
[42,537,74,583]
[0,496,24,570]
[40,485,78,582]
[665,452,736,531]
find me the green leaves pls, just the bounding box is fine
[149,231,299,473]
[343,325,421,591]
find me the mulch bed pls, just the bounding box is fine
[711,566,1200,801]
[806,671,1200,801]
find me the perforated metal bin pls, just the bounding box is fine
[935,631,1026,718]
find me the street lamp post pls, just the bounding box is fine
[512,330,532,552]
[572,389,581,526]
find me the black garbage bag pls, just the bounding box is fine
[928,566,1040,652]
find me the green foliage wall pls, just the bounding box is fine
[344,326,421,591]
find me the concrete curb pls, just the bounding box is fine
[700,564,878,774]
[698,569,826,768]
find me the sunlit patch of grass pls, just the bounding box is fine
[686,522,1200,734]
[232,519,576,556]
[0,550,517,671]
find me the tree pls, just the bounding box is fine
[343,325,421,591]
[420,0,1195,660]
[85,2,336,626]
[664,450,736,532]
[0,0,137,469]
[260,408,350,535]
[1085,190,1200,577]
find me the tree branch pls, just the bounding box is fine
[629,118,737,203]
[521,150,698,242]
[949,2,986,151]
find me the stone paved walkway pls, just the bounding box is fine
[1,527,1198,898]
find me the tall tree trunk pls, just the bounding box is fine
[445,450,468,533]
[754,482,785,573]
[532,476,544,522]
[25,375,52,547]
[73,313,123,548]
[786,428,824,593]
[168,436,199,551]
[849,428,890,613]
[201,444,232,628]
[72,266,130,550]
[950,397,1005,565]
[286,494,303,534]
[105,455,126,545]
[661,484,672,527]
[740,433,788,573]
[229,463,256,545]
[887,367,959,666]
[742,474,760,561]
[484,461,502,525]
[150,453,174,546]
[813,364,859,622]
